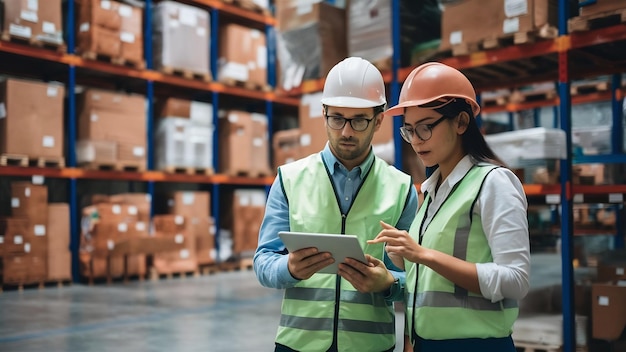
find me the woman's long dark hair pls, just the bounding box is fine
[434,99,507,168]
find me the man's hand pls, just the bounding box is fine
[337,255,395,293]
[288,247,334,280]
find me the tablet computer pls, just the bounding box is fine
[278,231,368,274]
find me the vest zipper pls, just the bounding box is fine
[330,213,347,352]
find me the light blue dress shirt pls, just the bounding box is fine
[254,143,418,299]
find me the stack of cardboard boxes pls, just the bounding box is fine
[152,1,211,79]
[79,193,151,279]
[157,191,215,269]
[220,189,266,261]
[154,97,213,173]
[152,214,198,275]
[77,88,147,170]
[217,23,267,89]
[76,0,144,67]
[2,0,64,46]
[1,182,71,285]
[0,78,65,164]
[218,110,271,176]
[439,0,563,53]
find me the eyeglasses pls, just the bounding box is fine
[325,114,375,132]
[399,115,451,143]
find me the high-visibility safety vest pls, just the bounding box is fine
[405,164,519,342]
[276,153,413,352]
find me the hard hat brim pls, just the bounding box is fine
[384,97,480,117]
[321,96,384,109]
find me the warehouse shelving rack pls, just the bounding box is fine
[0,0,294,281]
[1,1,625,348]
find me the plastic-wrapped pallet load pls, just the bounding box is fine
[2,0,64,46]
[347,0,392,70]
[152,1,210,78]
[275,0,346,90]
[154,98,213,172]
[484,127,567,168]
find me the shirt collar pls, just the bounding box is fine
[420,155,474,195]
[321,142,375,176]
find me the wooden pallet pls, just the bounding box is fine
[161,66,211,82]
[1,278,71,293]
[222,0,271,15]
[198,263,219,275]
[162,165,213,176]
[0,154,65,168]
[149,268,199,281]
[1,31,66,53]
[80,51,146,70]
[450,25,558,57]
[509,88,558,104]
[569,8,626,32]
[221,78,272,92]
[218,257,254,272]
[570,80,610,95]
[79,161,146,172]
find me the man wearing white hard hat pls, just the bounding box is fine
[254,57,418,352]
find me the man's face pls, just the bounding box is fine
[324,106,380,169]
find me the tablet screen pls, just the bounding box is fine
[278,231,367,274]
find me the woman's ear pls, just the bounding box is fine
[456,111,470,134]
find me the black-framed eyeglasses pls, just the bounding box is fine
[325,114,375,132]
[399,115,451,143]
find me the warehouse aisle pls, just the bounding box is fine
[0,270,406,351]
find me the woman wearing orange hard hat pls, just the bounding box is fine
[369,62,530,352]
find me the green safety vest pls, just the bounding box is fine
[405,164,519,341]
[276,153,412,352]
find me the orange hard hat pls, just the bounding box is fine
[384,62,480,118]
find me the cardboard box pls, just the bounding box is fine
[250,114,271,176]
[298,93,327,157]
[118,3,143,64]
[218,111,254,175]
[108,193,152,222]
[152,215,197,274]
[153,1,210,75]
[77,88,146,166]
[272,128,301,169]
[440,0,560,51]
[218,23,267,87]
[0,78,64,159]
[3,0,64,44]
[231,189,265,255]
[2,253,47,284]
[11,182,48,232]
[592,282,626,341]
[195,217,216,265]
[47,203,71,281]
[579,0,626,17]
[166,191,210,220]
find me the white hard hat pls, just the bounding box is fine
[320,57,386,108]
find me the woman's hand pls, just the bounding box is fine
[368,221,424,264]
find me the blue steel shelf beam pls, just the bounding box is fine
[210,7,221,257]
[611,74,625,249]
[558,0,575,350]
[65,0,81,283]
[391,0,402,171]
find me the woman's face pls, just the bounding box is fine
[402,106,466,172]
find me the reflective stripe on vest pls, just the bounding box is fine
[406,164,519,341]
[276,153,412,352]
